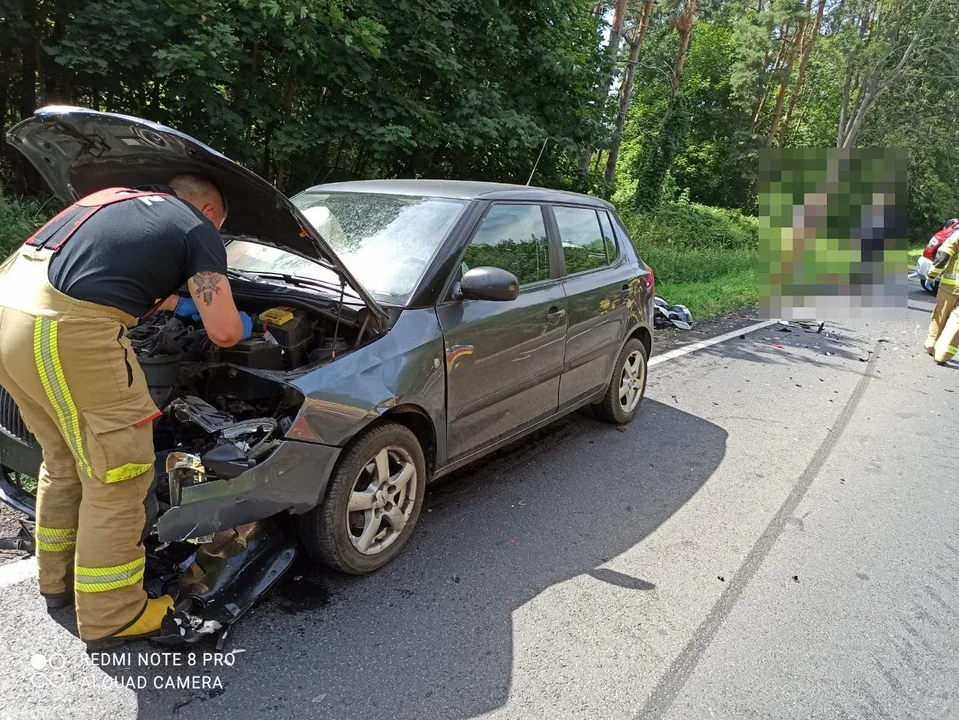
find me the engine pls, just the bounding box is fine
[127,302,349,513]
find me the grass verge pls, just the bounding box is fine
[0,192,59,258]
[623,202,759,320]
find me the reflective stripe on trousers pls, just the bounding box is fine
[34,524,77,552]
[75,556,145,593]
[33,317,92,477]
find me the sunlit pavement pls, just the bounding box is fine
[1,278,957,720]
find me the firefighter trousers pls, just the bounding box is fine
[0,247,161,641]
[925,288,959,364]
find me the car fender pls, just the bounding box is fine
[287,308,447,458]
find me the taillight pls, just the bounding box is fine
[648,267,655,295]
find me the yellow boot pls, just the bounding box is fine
[85,595,175,651]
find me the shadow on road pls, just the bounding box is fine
[112,399,727,719]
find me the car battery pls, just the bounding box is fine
[218,337,284,370]
[258,306,317,369]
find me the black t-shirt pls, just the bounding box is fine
[48,191,228,317]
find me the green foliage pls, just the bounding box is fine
[631,94,692,211]
[464,239,551,286]
[625,201,759,252]
[0,0,610,194]
[621,201,759,319]
[654,266,759,319]
[0,194,60,259]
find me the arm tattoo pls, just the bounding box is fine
[192,271,223,306]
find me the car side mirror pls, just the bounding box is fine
[458,267,520,302]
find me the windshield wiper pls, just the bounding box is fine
[227,268,264,283]
[248,271,366,305]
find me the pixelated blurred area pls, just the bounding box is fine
[758,147,908,321]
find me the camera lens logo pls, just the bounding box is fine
[29,652,68,689]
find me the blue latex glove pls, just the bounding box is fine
[239,312,254,341]
[174,296,198,319]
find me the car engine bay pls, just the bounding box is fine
[131,301,358,497]
[127,300,364,645]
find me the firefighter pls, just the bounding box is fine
[0,174,253,650]
[924,227,959,365]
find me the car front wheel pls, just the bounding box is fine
[593,338,648,425]
[297,422,426,574]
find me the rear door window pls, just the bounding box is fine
[553,206,612,275]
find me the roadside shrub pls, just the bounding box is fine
[623,201,758,251]
[0,192,59,258]
[617,201,759,318]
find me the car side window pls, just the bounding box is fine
[553,206,611,275]
[462,204,551,286]
[597,210,619,262]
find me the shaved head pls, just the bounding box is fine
[170,173,227,228]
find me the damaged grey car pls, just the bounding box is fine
[0,107,654,642]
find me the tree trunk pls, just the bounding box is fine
[580,0,632,173]
[778,0,825,146]
[838,0,936,148]
[790,83,812,140]
[0,42,9,133]
[605,1,653,182]
[19,2,38,121]
[670,0,699,99]
[607,0,630,59]
[752,23,791,129]
[767,0,813,143]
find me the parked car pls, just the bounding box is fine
[0,107,654,576]
[917,218,959,293]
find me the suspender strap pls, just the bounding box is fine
[25,188,174,252]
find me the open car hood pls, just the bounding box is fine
[5,106,386,324]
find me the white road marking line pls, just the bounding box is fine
[0,557,37,588]
[650,320,779,366]
[908,271,918,278]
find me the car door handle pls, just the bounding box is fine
[546,307,566,323]
[621,284,632,298]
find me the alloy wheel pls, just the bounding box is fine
[346,446,418,555]
[619,349,645,414]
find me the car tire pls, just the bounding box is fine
[593,338,648,425]
[297,422,426,575]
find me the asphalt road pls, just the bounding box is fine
[1,278,957,720]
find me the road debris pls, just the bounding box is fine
[0,518,34,553]
[794,320,825,333]
[653,295,693,330]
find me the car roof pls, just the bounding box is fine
[301,179,612,208]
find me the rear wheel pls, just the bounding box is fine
[593,338,648,425]
[297,422,426,575]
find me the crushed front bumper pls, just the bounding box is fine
[155,439,340,542]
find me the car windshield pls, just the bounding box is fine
[226,191,468,305]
